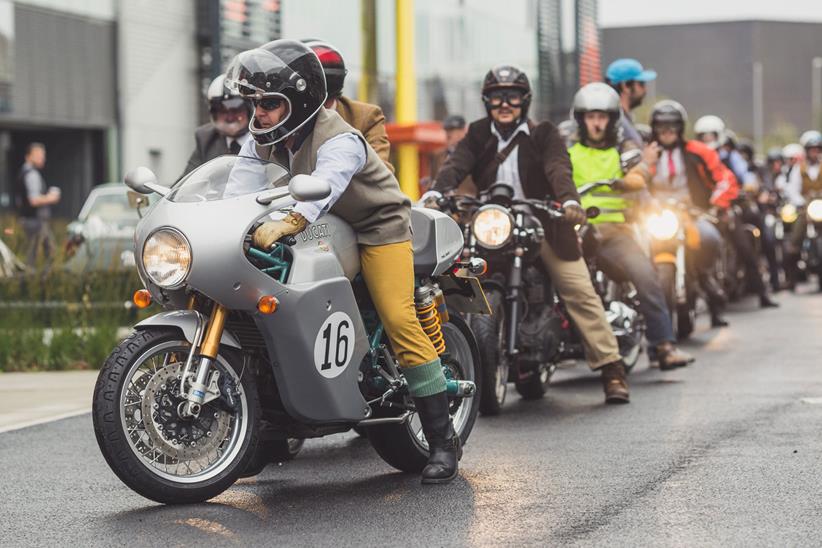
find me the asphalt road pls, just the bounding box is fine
[2,290,822,547]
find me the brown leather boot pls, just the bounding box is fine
[600,360,629,404]
[656,341,695,371]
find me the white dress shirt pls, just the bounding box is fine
[226,131,252,151]
[490,121,529,199]
[783,163,820,207]
[231,133,366,222]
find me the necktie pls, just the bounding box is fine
[667,150,676,186]
[229,140,241,154]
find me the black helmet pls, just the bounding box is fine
[226,39,327,146]
[303,39,347,99]
[737,138,754,160]
[650,99,688,141]
[481,65,532,118]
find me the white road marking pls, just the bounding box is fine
[0,408,91,434]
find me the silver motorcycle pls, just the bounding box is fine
[92,155,486,504]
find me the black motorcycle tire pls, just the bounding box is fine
[367,317,481,473]
[92,328,260,504]
[657,263,694,341]
[470,289,508,416]
[514,362,553,400]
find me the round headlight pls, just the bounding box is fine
[645,209,680,241]
[780,204,798,224]
[142,228,191,288]
[472,205,513,249]
[807,200,822,222]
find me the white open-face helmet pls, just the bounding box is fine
[694,115,726,149]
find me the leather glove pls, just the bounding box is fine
[252,211,307,249]
[562,203,588,226]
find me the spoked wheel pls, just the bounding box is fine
[514,361,554,400]
[367,316,481,473]
[470,289,509,415]
[92,328,259,504]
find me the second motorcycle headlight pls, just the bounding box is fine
[780,204,799,224]
[807,200,822,222]
[472,205,514,249]
[142,228,192,288]
[645,209,680,240]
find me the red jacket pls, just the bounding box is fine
[682,140,739,209]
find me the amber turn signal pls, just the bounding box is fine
[257,295,279,314]
[133,289,152,309]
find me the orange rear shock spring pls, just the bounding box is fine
[415,286,447,355]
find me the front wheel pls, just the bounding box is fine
[656,262,694,341]
[470,289,509,416]
[366,316,481,473]
[92,328,260,504]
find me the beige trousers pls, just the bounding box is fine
[539,241,621,369]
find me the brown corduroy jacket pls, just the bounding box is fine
[433,117,582,261]
[335,96,394,173]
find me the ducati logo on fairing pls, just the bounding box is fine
[301,223,331,242]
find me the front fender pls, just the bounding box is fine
[134,310,242,349]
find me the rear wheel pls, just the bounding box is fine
[514,362,554,400]
[367,316,480,473]
[470,289,508,416]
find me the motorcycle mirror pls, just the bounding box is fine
[127,190,149,209]
[124,166,169,196]
[289,174,332,202]
[620,149,642,172]
[585,206,600,219]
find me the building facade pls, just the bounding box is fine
[603,20,822,146]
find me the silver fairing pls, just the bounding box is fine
[410,207,464,276]
[134,189,369,423]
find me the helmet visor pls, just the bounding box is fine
[225,48,301,99]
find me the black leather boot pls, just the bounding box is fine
[414,391,461,484]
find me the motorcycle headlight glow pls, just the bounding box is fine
[645,209,680,241]
[142,228,191,288]
[780,204,798,224]
[807,200,822,222]
[472,205,514,249]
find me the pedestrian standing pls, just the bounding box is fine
[15,143,60,268]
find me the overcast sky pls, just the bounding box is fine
[600,0,822,28]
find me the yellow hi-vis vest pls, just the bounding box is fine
[568,142,629,224]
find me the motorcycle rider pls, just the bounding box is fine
[647,100,738,327]
[605,58,657,150]
[226,40,461,484]
[759,147,787,291]
[430,65,631,404]
[786,130,822,291]
[181,74,252,177]
[694,115,779,308]
[569,83,693,370]
[303,39,393,172]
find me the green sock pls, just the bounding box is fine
[403,357,446,397]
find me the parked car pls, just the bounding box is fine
[64,183,155,273]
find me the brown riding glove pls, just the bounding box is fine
[563,203,588,226]
[252,211,308,249]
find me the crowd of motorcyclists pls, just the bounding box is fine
[171,40,821,488]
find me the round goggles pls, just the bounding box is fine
[483,90,525,109]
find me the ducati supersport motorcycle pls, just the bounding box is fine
[436,183,641,416]
[91,155,487,504]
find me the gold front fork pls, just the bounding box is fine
[182,302,228,417]
[199,303,228,359]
